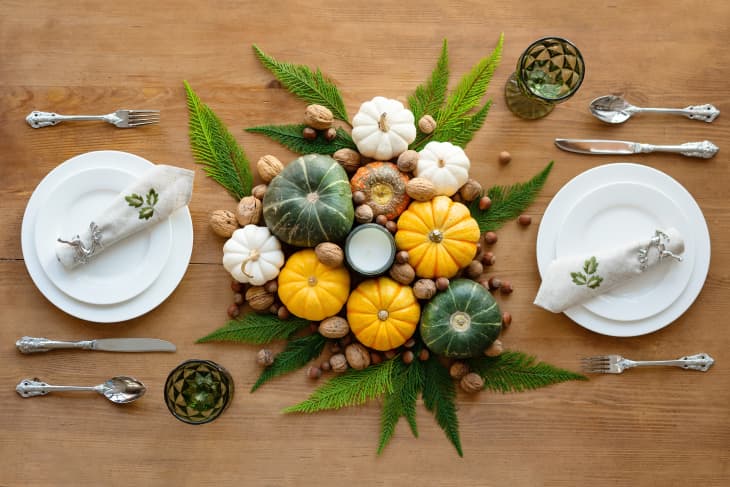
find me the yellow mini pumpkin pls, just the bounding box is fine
[347,277,420,351]
[278,249,350,321]
[394,196,480,278]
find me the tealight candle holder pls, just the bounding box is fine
[345,223,396,276]
[164,359,234,425]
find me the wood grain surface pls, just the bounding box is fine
[1,1,729,485]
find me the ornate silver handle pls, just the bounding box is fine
[25,110,110,128]
[637,140,719,159]
[16,336,94,354]
[16,378,97,397]
[620,353,715,372]
[635,104,720,123]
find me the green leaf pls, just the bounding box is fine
[246,124,357,155]
[469,161,553,232]
[184,80,253,200]
[571,272,587,286]
[253,45,349,123]
[125,194,143,208]
[377,359,425,455]
[146,188,159,206]
[284,358,397,414]
[587,275,603,289]
[584,256,598,275]
[422,356,462,457]
[251,334,326,392]
[408,39,449,123]
[138,207,154,220]
[448,101,492,148]
[196,314,310,345]
[468,350,587,394]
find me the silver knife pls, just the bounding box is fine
[554,138,718,159]
[16,336,176,354]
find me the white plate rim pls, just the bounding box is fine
[536,162,711,337]
[21,150,193,323]
[33,166,173,305]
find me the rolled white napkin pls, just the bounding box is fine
[56,164,194,269]
[534,228,684,313]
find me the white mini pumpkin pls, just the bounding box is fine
[415,141,471,196]
[351,96,416,160]
[223,225,285,286]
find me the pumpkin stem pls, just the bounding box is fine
[377,112,389,132]
[377,309,389,321]
[240,249,261,278]
[450,311,472,332]
[428,229,444,243]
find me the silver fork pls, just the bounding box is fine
[26,109,160,128]
[582,353,714,374]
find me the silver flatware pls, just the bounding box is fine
[16,336,176,354]
[26,109,160,128]
[16,376,146,404]
[589,94,719,124]
[582,353,714,374]
[554,138,718,159]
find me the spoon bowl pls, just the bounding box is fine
[16,375,147,404]
[589,94,720,124]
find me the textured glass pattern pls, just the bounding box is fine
[164,360,234,424]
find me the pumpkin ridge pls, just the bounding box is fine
[307,203,328,246]
[297,157,314,193]
[469,301,499,318]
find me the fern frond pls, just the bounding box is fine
[468,350,588,393]
[253,45,349,123]
[246,124,356,155]
[422,356,463,457]
[469,161,553,232]
[284,359,397,414]
[408,39,449,122]
[251,334,326,392]
[184,81,252,199]
[196,314,310,345]
[377,359,424,455]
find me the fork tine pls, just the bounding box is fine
[128,119,159,127]
[128,116,160,123]
[126,109,160,114]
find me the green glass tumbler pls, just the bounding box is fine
[164,359,234,424]
[505,37,585,119]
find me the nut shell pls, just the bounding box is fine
[236,196,263,226]
[406,177,437,202]
[345,343,371,370]
[209,209,239,238]
[304,104,334,130]
[257,155,284,183]
[329,353,349,373]
[333,148,362,173]
[245,286,275,311]
[389,262,416,285]
[413,278,437,300]
[252,184,268,200]
[449,361,470,379]
[417,114,437,134]
[354,204,374,223]
[256,349,274,366]
[396,150,419,173]
[318,316,350,339]
[315,242,344,267]
[459,179,483,202]
[460,372,484,393]
[485,339,504,357]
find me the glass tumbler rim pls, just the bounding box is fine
[516,36,585,103]
[164,358,234,425]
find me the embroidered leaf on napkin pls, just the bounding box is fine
[253,45,349,123]
[469,161,553,232]
[378,358,424,455]
[422,356,462,457]
[196,313,310,345]
[184,80,253,200]
[246,124,357,155]
[146,188,159,206]
[251,333,327,392]
[571,272,587,285]
[467,351,587,393]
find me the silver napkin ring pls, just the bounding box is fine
[638,230,682,271]
[57,222,103,264]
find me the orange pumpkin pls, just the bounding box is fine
[394,196,480,278]
[350,162,410,219]
[277,249,351,321]
[346,277,420,351]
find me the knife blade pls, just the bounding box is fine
[16,336,176,353]
[554,138,718,158]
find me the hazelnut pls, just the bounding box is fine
[256,349,274,366]
[482,251,496,266]
[318,316,350,339]
[324,127,337,142]
[329,353,348,373]
[315,242,344,267]
[500,281,513,294]
[384,350,397,360]
[320,361,332,372]
[307,366,322,380]
[333,148,362,173]
[209,209,239,238]
[233,293,244,305]
[460,372,484,393]
[418,349,430,361]
[502,311,512,328]
[339,334,352,347]
[370,352,383,365]
[227,303,240,319]
[352,190,367,205]
[252,184,268,200]
[385,221,398,234]
[236,196,263,226]
[435,277,450,291]
[302,127,317,140]
[459,179,483,202]
[404,338,416,348]
[413,278,437,300]
[345,343,371,370]
[231,280,242,293]
[396,150,419,173]
[389,263,416,285]
[518,214,532,226]
[484,339,504,357]
[354,204,374,223]
[487,276,502,291]
[498,151,512,164]
[418,114,437,134]
[402,350,415,364]
[449,361,470,379]
[277,306,290,320]
[483,231,498,245]
[329,342,342,354]
[245,286,275,311]
[256,155,283,183]
[395,250,410,264]
[264,280,278,294]
[478,195,492,211]
[465,260,484,280]
[375,214,388,226]
[406,177,437,202]
[304,104,334,130]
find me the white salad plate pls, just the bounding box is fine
[21,150,193,323]
[34,166,173,305]
[536,163,710,337]
[555,181,694,321]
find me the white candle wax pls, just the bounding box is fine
[345,224,396,275]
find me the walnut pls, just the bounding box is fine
[354,204,374,223]
[406,177,437,202]
[345,343,371,370]
[417,114,437,134]
[318,316,350,339]
[209,209,238,238]
[256,155,283,183]
[251,184,268,200]
[256,348,274,366]
[389,263,415,285]
[449,361,470,379]
[459,178,483,202]
[460,372,484,393]
[315,242,344,267]
[333,148,361,173]
[396,150,419,173]
[329,353,349,373]
[413,279,437,300]
[245,286,275,312]
[484,339,504,357]
[236,196,262,226]
[304,104,334,130]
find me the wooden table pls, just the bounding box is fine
[1,1,728,485]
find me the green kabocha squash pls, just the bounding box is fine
[420,279,502,358]
[263,154,354,247]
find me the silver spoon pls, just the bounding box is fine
[16,376,146,404]
[589,94,719,124]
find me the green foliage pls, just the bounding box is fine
[196,314,310,345]
[468,351,587,393]
[251,334,326,392]
[469,161,553,232]
[409,34,503,151]
[184,81,253,200]
[246,124,357,155]
[377,359,425,455]
[253,45,349,123]
[284,358,397,414]
[422,356,463,457]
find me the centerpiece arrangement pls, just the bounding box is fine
[186,36,585,456]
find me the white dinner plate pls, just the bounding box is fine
[34,167,172,305]
[536,163,710,337]
[555,181,694,321]
[21,151,193,323]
